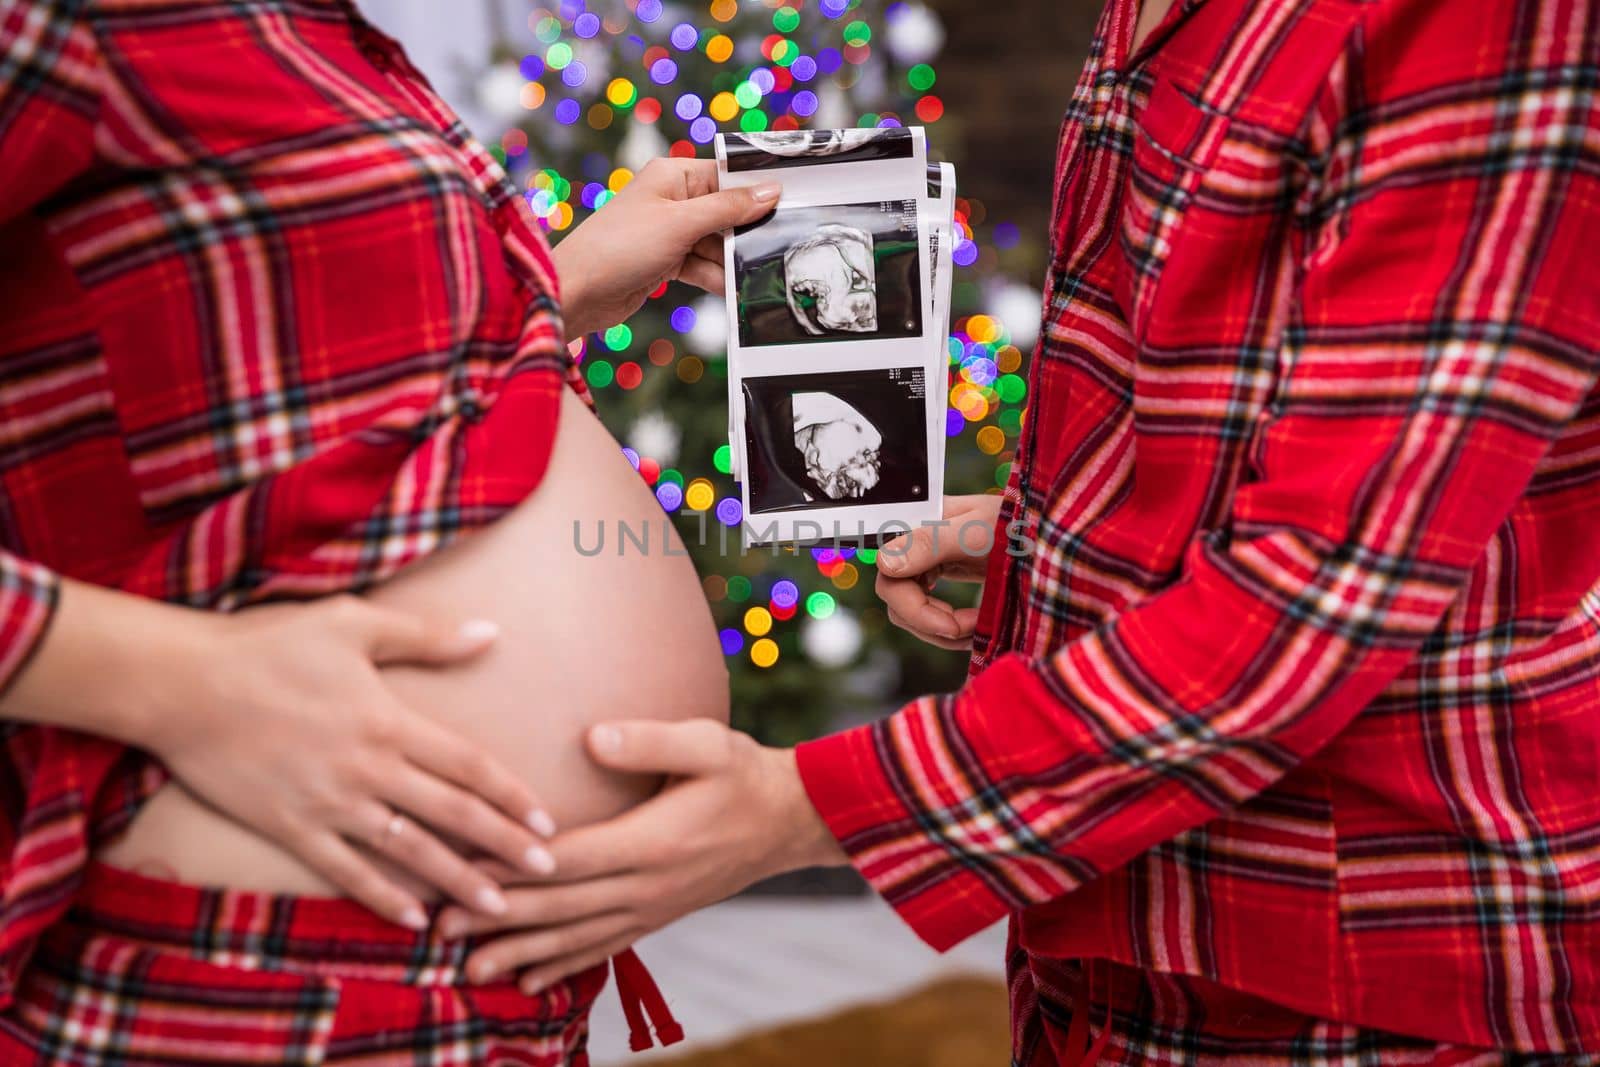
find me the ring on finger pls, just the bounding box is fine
[378,811,407,846]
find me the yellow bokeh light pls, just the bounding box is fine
[951,382,991,421]
[744,606,773,636]
[607,167,634,193]
[549,202,574,230]
[684,479,715,511]
[520,82,546,110]
[996,345,1022,373]
[587,103,613,129]
[706,33,734,62]
[708,91,739,121]
[606,77,636,107]
[709,0,737,24]
[676,356,704,383]
[750,637,779,668]
[976,425,1006,455]
[832,564,859,590]
[967,314,1001,344]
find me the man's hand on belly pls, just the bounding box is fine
[436,718,846,992]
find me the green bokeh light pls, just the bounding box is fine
[805,592,836,619]
[585,359,614,388]
[713,444,733,474]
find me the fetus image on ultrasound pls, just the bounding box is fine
[793,391,882,499]
[742,368,928,514]
[784,225,878,336]
[723,126,914,172]
[735,200,922,347]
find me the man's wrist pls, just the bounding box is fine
[764,745,849,873]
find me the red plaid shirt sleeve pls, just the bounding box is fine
[0,1,101,690]
[797,4,1600,952]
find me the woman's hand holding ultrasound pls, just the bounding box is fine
[550,158,780,340]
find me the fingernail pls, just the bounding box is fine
[527,809,557,838]
[476,887,509,915]
[472,960,501,983]
[524,844,557,876]
[590,725,623,754]
[750,182,781,203]
[400,906,429,931]
[459,619,500,644]
[522,976,547,995]
[438,913,466,939]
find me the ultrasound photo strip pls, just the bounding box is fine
[716,127,953,543]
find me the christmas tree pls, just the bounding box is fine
[474,0,1041,745]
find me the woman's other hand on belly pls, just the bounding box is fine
[130,594,560,928]
[551,157,780,340]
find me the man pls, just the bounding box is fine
[439,0,1600,1060]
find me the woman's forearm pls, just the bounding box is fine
[0,577,211,747]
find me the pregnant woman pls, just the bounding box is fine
[0,2,776,1063]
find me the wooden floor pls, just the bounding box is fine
[656,976,1011,1067]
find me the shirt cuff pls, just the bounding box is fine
[795,695,1013,952]
[0,554,59,697]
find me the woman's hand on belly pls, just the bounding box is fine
[136,594,558,929]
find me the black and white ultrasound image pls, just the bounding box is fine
[723,127,915,172]
[734,200,922,347]
[742,367,928,513]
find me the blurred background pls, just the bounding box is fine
[361,1,1095,1062]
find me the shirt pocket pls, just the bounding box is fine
[1115,77,1233,344]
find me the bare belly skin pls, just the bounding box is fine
[97,388,730,896]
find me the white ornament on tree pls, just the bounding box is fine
[991,281,1043,350]
[628,409,681,465]
[884,2,945,64]
[686,294,728,356]
[813,82,854,131]
[476,62,528,126]
[801,609,864,668]
[618,119,670,173]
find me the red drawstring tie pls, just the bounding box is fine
[1061,958,1113,1067]
[611,948,684,1053]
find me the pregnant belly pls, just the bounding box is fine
[97,387,729,896]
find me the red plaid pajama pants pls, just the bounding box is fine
[1011,939,1596,1067]
[0,862,677,1065]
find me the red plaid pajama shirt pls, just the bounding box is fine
[796,0,1600,1059]
[0,0,614,1060]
